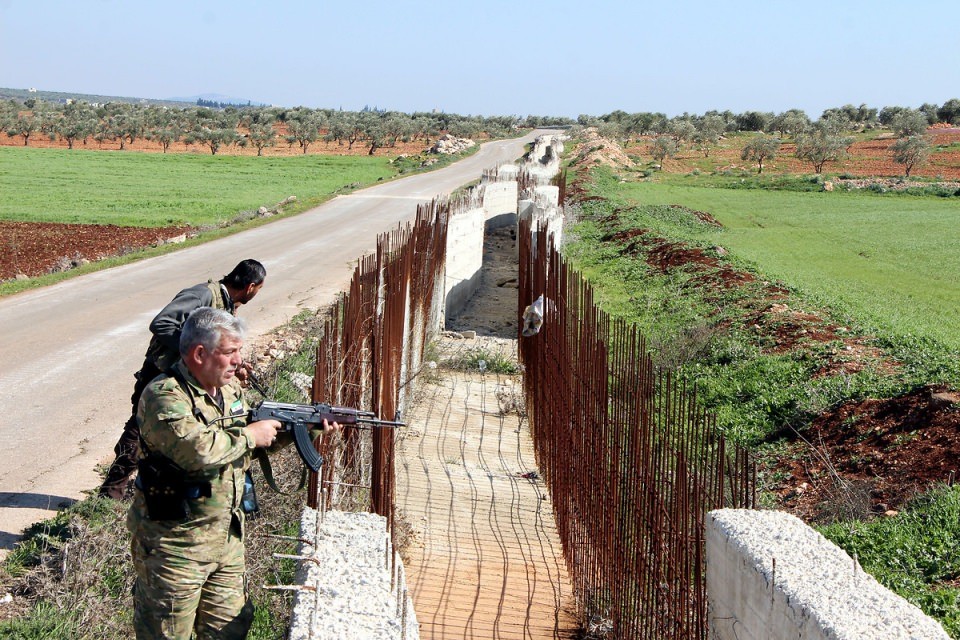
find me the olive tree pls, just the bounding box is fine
[734,110,772,132]
[649,136,678,166]
[32,100,59,142]
[247,122,276,156]
[771,109,810,138]
[359,110,388,155]
[936,98,960,125]
[879,105,907,126]
[149,124,183,153]
[890,109,928,137]
[382,112,413,146]
[625,112,664,138]
[822,103,877,128]
[794,123,853,173]
[890,135,931,177]
[668,119,697,146]
[693,115,726,157]
[56,102,96,148]
[919,103,940,125]
[186,126,238,155]
[186,109,241,155]
[740,134,782,173]
[286,109,323,154]
[0,100,16,133]
[594,120,623,141]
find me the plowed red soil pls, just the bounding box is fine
[771,385,960,524]
[626,128,960,180]
[1,221,192,280]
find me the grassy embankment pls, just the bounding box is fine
[568,169,960,440]
[563,166,960,636]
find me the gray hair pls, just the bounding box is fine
[179,307,246,356]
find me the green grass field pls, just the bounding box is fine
[0,146,398,227]
[594,172,960,349]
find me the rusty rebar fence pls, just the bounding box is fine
[310,199,450,534]
[518,219,755,639]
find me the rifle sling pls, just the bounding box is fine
[252,447,308,494]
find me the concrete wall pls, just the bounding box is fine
[481,179,519,230]
[518,184,563,251]
[435,165,522,326]
[443,201,486,320]
[707,509,949,640]
[521,134,564,183]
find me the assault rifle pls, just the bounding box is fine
[249,401,404,472]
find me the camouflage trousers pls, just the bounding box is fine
[131,529,253,639]
[100,360,163,497]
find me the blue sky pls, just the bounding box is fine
[1,0,957,119]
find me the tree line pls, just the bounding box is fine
[0,99,573,156]
[575,100,960,176]
[4,97,959,174]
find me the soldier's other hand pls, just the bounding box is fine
[236,361,253,385]
[247,419,281,448]
[322,419,343,435]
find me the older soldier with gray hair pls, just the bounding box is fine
[127,307,338,639]
[101,258,267,500]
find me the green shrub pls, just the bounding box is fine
[819,485,960,637]
[444,346,519,374]
[0,602,80,639]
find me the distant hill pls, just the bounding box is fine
[0,87,266,108]
[167,93,269,108]
[0,87,193,107]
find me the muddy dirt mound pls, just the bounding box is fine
[769,385,960,523]
[568,128,635,170]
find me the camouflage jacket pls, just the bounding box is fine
[127,361,255,562]
[144,280,234,372]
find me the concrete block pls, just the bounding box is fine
[707,509,949,640]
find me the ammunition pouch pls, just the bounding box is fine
[136,455,211,521]
[241,469,260,517]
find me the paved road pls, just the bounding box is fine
[0,130,544,553]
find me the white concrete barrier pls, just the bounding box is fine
[290,509,418,640]
[443,202,486,320]
[482,180,519,229]
[707,509,949,640]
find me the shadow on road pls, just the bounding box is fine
[0,492,77,550]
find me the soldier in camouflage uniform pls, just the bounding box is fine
[127,307,291,639]
[101,259,267,500]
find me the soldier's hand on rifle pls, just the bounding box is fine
[322,418,343,435]
[246,419,281,448]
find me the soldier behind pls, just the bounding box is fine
[99,259,266,500]
[128,307,340,639]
